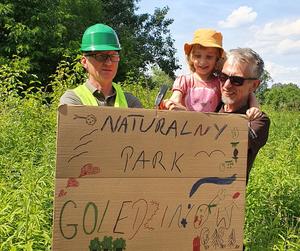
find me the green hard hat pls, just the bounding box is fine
[80,23,121,52]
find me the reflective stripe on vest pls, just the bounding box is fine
[73,83,128,108]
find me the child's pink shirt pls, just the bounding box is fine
[172,73,221,112]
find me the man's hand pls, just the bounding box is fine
[246,107,262,120]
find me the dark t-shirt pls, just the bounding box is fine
[219,103,270,182]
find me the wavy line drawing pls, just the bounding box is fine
[80,129,98,141]
[194,150,225,158]
[189,174,237,198]
[73,140,93,150]
[68,151,88,163]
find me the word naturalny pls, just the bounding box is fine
[74,112,228,140]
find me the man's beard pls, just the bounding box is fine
[222,95,234,104]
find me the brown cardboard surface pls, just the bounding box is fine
[52,105,248,251]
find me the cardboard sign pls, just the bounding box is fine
[52,105,248,251]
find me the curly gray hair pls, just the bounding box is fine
[226,48,264,79]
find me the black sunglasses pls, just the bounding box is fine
[218,72,257,86]
[86,53,120,63]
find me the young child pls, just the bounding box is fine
[164,28,260,118]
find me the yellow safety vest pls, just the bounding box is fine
[73,83,128,108]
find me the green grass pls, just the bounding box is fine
[0,95,56,250]
[245,108,300,250]
[0,91,299,250]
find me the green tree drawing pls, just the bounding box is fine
[102,236,113,251]
[89,237,101,251]
[113,238,126,251]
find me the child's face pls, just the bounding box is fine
[190,45,220,79]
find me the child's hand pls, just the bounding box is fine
[246,107,262,120]
[163,99,187,111]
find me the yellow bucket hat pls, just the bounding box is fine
[184,28,223,55]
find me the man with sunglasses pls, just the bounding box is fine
[218,48,270,183]
[60,23,142,108]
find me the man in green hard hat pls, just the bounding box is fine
[60,23,142,108]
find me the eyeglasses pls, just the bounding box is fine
[218,72,257,86]
[86,53,120,63]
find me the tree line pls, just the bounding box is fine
[0,0,179,85]
[1,0,299,111]
[256,72,299,111]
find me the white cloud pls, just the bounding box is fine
[247,19,300,55]
[247,24,300,85]
[265,61,300,85]
[277,39,300,54]
[257,19,300,37]
[246,38,300,55]
[218,6,257,28]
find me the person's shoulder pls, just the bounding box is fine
[60,89,75,100]
[173,73,193,88]
[60,89,82,105]
[176,73,194,81]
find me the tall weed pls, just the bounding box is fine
[0,59,299,250]
[244,108,300,250]
[0,65,56,250]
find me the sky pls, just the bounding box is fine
[137,0,300,86]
